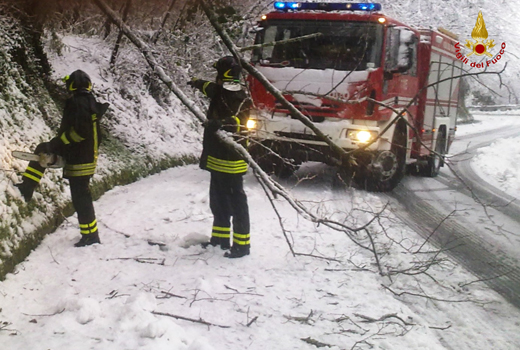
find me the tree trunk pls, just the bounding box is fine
[151,0,178,44]
[109,0,132,67]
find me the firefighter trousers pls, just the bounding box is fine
[209,172,250,250]
[69,176,98,236]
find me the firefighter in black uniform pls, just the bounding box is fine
[188,56,252,258]
[16,70,109,247]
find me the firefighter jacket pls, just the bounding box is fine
[50,91,109,178]
[191,79,251,175]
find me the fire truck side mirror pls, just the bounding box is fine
[249,26,264,34]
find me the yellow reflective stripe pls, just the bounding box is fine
[69,127,85,142]
[206,163,248,174]
[80,227,98,234]
[79,219,97,229]
[60,132,70,145]
[233,238,250,245]
[22,173,40,183]
[206,156,248,174]
[223,69,233,79]
[232,116,240,133]
[207,162,247,171]
[64,162,97,177]
[207,156,247,167]
[27,166,43,177]
[212,233,231,238]
[66,163,96,170]
[212,226,231,232]
[80,219,97,234]
[202,81,211,96]
[233,233,250,239]
[93,118,98,162]
[64,169,96,177]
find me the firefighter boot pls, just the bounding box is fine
[224,245,250,259]
[15,181,37,202]
[74,232,101,247]
[201,237,230,250]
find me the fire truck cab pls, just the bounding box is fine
[246,2,462,191]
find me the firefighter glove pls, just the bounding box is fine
[187,78,199,87]
[48,137,64,155]
[203,119,222,133]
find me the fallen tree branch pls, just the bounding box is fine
[284,310,314,324]
[22,308,65,317]
[239,33,322,52]
[301,337,333,348]
[152,311,230,328]
[354,312,415,326]
[92,0,206,123]
[382,284,479,303]
[159,290,187,299]
[458,269,514,288]
[246,316,258,327]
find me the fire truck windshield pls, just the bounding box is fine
[252,20,383,71]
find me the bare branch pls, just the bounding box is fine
[354,312,415,326]
[239,33,322,52]
[152,311,230,328]
[301,337,333,348]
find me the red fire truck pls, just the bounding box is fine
[246,2,462,191]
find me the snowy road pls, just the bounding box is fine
[388,122,520,308]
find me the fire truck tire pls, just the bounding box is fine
[250,143,299,179]
[357,122,407,192]
[257,155,298,179]
[425,131,446,177]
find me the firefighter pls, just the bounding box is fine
[16,69,109,247]
[188,56,252,258]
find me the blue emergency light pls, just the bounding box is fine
[273,2,382,11]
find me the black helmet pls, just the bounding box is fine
[213,56,241,82]
[62,70,92,92]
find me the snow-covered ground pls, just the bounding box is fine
[2,29,520,350]
[1,113,520,350]
[465,112,520,199]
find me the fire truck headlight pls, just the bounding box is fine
[347,129,377,143]
[246,119,259,130]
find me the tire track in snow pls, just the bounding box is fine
[388,125,520,309]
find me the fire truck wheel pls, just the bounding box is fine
[357,122,407,192]
[254,153,298,179]
[251,142,299,179]
[426,132,446,177]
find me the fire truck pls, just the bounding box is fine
[246,2,462,191]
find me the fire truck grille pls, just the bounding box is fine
[274,131,323,142]
[274,101,341,122]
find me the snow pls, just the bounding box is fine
[1,113,520,349]
[262,66,369,96]
[473,136,520,197]
[1,21,520,350]
[456,112,520,200]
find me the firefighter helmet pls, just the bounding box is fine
[213,56,241,82]
[62,70,92,92]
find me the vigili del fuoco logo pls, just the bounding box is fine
[454,11,506,69]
